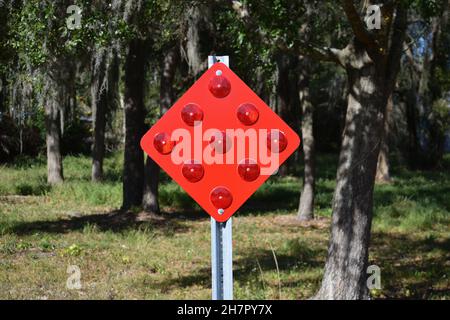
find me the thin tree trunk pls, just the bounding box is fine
[276,53,297,176]
[45,97,64,185]
[91,65,107,182]
[376,95,392,183]
[91,49,119,182]
[143,45,179,213]
[143,157,160,213]
[0,75,6,116]
[122,39,147,210]
[297,57,315,221]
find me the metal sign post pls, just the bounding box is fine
[211,217,233,300]
[208,55,233,300]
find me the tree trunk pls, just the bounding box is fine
[314,2,407,298]
[91,49,119,182]
[297,57,315,221]
[122,39,147,210]
[0,75,6,116]
[91,65,107,182]
[276,53,298,176]
[45,97,64,185]
[185,6,204,77]
[316,55,385,299]
[375,95,392,183]
[143,45,179,213]
[143,156,160,213]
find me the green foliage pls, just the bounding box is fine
[62,243,83,256]
[8,1,79,67]
[431,99,450,135]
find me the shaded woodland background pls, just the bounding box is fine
[0,0,449,300]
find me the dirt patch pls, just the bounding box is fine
[135,211,167,222]
[0,195,43,205]
[273,215,330,229]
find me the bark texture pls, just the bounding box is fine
[297,57,315,221]
[45,95,64,185]
[276,53,299,175]
[43,61,70,185]
[375,95,392,183]
[91,58,107,182]
[315,2,407,299]
[316,46,385,299]
[142,45,179,213]
[185,6,206,77]
[91,49,119,182]
[122,39,147,210]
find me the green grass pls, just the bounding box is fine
[0,153,449,299]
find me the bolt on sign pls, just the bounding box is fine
[140,62,300,222]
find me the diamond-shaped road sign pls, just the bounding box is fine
[140,62,300,222]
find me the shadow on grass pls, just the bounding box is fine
[154,231,449,299]
[370,232,450,299]
[6,210,190,236]
[373,183,450,212]
[155,245,325,293]
[158,175,335,219]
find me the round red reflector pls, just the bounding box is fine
[237,103,259,125]
[267,130,288,153]
[182,160,204,183]
[238,159,260,182]
[181,103,203,126]
[210,186,233,209]
[209,131,231,154]
[153,132,175,154]
[208,74,231,98]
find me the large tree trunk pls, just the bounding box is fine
[315,3,407,299]
[45,96,64,185]
[315,46,387,299]
[297,57,315,221]
[375,95,392,183]
[122,39,147,210]
[143,45,179,213]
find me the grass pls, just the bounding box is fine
[0,153,449,299]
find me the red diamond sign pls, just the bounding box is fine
[140,62,300,222]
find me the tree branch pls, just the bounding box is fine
[385,3,407,93]
[230,0,342,64]
[340,0,379,50]
[298,42,343,65]
[404,42,422,74]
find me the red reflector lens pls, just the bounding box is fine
[153,132,175,154]
[237,103,259,125]
[267,130,288,153]
[210,186,233,209]
[238,159,260,181]
[182,160,204,183]
[181,103,203,126]
[208,74,231,98]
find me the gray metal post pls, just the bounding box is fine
[208,55,233,300]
